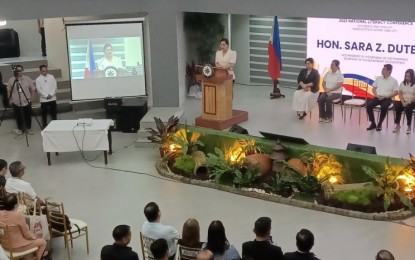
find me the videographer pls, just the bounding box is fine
[7,65,36,136]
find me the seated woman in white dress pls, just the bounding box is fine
[292,58,320,119]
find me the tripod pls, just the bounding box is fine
[0,76,42,147]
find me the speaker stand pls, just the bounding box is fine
[195,109,248,130]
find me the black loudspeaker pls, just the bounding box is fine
[118,97,148,133]
[0,29,20,58]
[229,124,249,135]
[346,143,377,154]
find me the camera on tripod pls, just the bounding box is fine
[11,64,19,78]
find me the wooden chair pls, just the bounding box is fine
[20,193,42,216]
[45,200,89,260]
[0,223,38,260]
[140,232,155,260]
[177,244,201,260]
[343,79,369,124]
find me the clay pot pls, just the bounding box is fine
[245,154,272,175]
[287,158,308,176]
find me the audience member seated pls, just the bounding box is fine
[242,217,283,260]
[0,194,48,260]
[202,220,241,260]
[101,224,139,260]
[0,159,7,187]
[376,250,395,260]
[150,238,169,260]
[4,161,44,204]
[141,202,180,260]
[178,218,204,249]
[284,229,319,260]
[196,249,214,260]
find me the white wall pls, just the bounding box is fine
[4,20,41,56]
[176,12,187,106]
[231,14,250,85]
[44,18,70,79]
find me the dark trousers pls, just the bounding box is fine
[366,97,392,126]
[41,100,57,128]
[394,101,415,126]
[0,83,8,108]
[12,104,32,130]
[40,28,46,55]
[318,92,341,119]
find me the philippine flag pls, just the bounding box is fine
[268,17,282,80]
[84,41,96,79]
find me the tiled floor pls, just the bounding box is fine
[0,85,414,260]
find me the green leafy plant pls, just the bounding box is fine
[206,147,237,183]
[233,165,260,188]
[332,189,377,206]
[262,172,294,198]
[238,139,263,155]
[146,116,179,145]
[280,163,323,196]
[169,126,204,156]
[362,157,413,211]
[184,13,225,64]
[174,154,196,175]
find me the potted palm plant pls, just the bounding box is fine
[145,116,180,157]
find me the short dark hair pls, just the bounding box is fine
[220,38,229,45]
[254,217,271,237]
[144,202,159,222]
[39,64,47,70]
[9,161,24,177]
[332,59,340,68]
[305,58,314,65]
[0,159,7,171]
[296,229,314,252]
[103,43,113,51]
[4,193,18,211]
[112,225,130,241]
[376,250,395,260]
[384,64,393,72]
[150,238,168,259]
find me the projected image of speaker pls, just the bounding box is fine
[346,143,377,154]
[229,124,248,135]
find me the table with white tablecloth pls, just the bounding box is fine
[41,119,114,165]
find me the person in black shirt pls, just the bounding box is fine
[0,71,9,108]
[101,225,139,260]
[150,239,169,260]
[284,229,319,260]
[242,217,283,260]
[0,159,7,187]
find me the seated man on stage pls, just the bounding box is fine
[7,65,36,135]
[366,64,398,131]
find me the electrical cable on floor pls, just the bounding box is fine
[71,126,180,183]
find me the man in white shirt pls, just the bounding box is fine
[5,161,43,204]
[97,43,124,71]
[141,202,180,260]
[36,65,57,128]
[366,64,398,131]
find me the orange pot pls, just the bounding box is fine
[287,158,308,176]
[245,154,272,175]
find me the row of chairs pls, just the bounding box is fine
[329,79,415,129]
[140,232,201,260]
[0,187,89,260]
